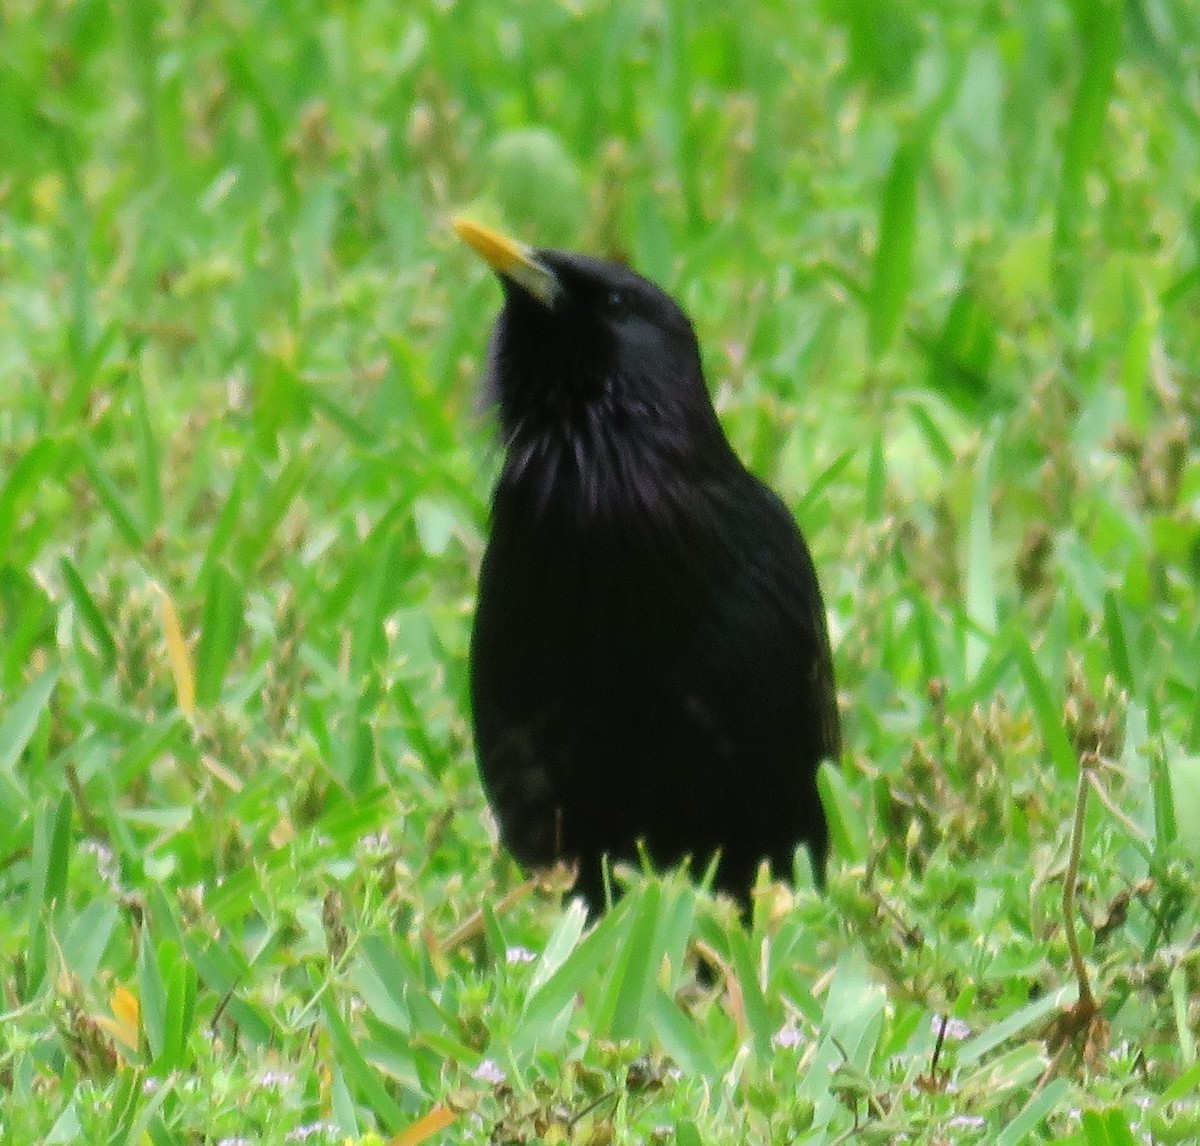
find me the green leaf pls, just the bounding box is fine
[1102,1106,1140,1146]
[46,1103,84,1143]
[725,925,773,1057]
[836,0,921,95]
[529,898,589,993]
[868,136,921,357]
[0,438,70,559]
[138,930,169,1063]
[194,562,244,706]
[200,458,249,581]
[0,567,56,689]
[1102,590,1137,693]
[1081,1107,1111,1146]
[1119,277,1159,434]
[1151,737,1179,851]
[23,792,73,1000]
[906,402,955,470]
[1053,0,1122,308]
[413,497,462,558]
[329,1060,360,1139]
[601,882,661,1040]
[79,438,147,548]
[819,761,867,865]
[1014,638,1077,779]
[486,127,587,246]
[518,902,630,1056]
[253,352,308,458]
[1170,963,1197,1068]
[648,984,718,1078]
[39,792,72,909]
[1160,1057,1200,1103]
[796,448,855,519]
[114,1075,175,1146]
[235,456,306,575]
[922,284,997,417]
[911,593,945,685]
[864,434,886,522]
[159,946,198,1073]
[308,387,376,445]
[0,667,59,798]
[960,984,1075,1065]
[181,933,276,1048]
[964,434,998,679]
[996,1078,1071,1146]
[1168,754,1200,864]
[315,966,410,1130]
[61,900,119,983]
[129,358,163,531]
[59,557,117,667]
[350,522,405,681]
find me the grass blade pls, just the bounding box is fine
[997,1078,1071,1146]
[599,882,661,1040]
[315,968,409,1131]
[23,793,73,1000]
[1053,0,1122,308]
[964,434,998,680]
[194,563,244,706]
[79,439,147,548]
[0,667,58,797]
[1014,638,1077,779]
[868,136,921,357]
[0,438,70,558]
[59,556,117,668]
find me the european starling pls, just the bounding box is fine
[455,218,840,909]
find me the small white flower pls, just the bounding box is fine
[505,945,537,965]
[473,1059,506,1084]
[82,840,119,886]
[773,1021,805,1049]
[931,1015,971,1041]
[947,1115,985,1130]
[286,1122,337,1141]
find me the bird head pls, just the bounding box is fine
[453,218,731,504]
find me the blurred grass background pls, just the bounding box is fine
[2,1,1200,1142]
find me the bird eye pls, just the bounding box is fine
[605,289,627,313]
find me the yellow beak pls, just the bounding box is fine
[452,217,561,307]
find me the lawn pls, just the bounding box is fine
[2,1,1199,1142]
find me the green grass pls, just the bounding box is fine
[3,0,1200,1142]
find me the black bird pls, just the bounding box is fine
[455,218,840,910]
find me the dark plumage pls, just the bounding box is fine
[455,218,840,909]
